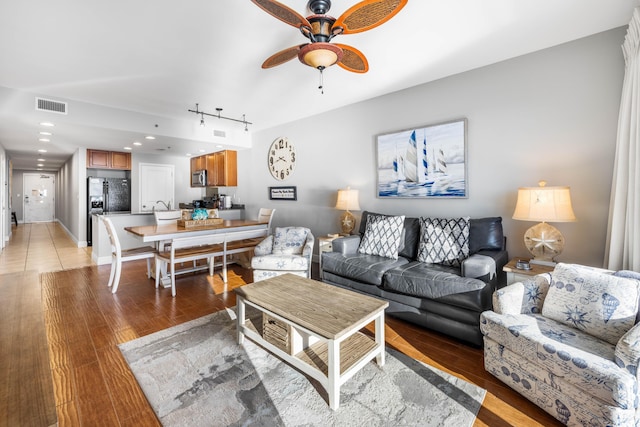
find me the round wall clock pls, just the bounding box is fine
[268,137,296,181]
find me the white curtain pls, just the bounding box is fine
[605,8,640,271]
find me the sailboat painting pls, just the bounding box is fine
[376,119,467,198]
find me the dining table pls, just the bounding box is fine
[125,219,269,287]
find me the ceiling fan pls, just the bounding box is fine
[251,0,408,75]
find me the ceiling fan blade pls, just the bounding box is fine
[262,44,307,69]
[333,0,408,34]
[334,44,369,73]
[251,0,310,29]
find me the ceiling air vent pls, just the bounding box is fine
[35,97,68,115]
[213,129,226,138]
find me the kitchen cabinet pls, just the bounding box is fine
[206,150,237,187]
[190,155,206,173]
[87,149,131,170]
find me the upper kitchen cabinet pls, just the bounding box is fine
[207,150,237,187]
[87,149,131,170]
[190,155,206,173]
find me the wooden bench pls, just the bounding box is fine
[155,233,226,297]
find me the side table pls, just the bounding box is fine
[318,235,339,274]
[503,258,555,285]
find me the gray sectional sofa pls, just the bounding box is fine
[321,211,508,346]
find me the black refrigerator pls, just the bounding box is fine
[87,177,131,246]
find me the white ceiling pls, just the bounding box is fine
[0,0,637,171]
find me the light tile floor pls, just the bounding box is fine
[0,222,93,274]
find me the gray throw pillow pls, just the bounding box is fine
[358,214,405,259]
[417,217,470,267]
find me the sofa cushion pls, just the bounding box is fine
[383,261,486,299]
[358,214,405,259]
[469,217,504,253]
[358,211,420,259]
[322,251,409,286]
[272,227,309,255]
[481,311,636,409]
[417,217,470,267]
[541,263,640,345]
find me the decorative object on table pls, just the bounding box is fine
[176,218,224,228]
[191,208,208,220]
[335,186,360,235]
[250,0,408,93]
[268,137,296,180]
[120,309,485,427]
[206,208,218,218]
[512,181,576,265]
[269,186,297,200]
[376,118,467,198]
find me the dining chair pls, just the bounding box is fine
[258,208,276,234]
[101,216,157,293]
[153,210,183,251]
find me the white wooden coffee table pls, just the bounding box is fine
[235,273,388,410]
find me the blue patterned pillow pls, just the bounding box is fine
[542,263,640,345]
[358,215,405,259]
[417,217,470,267]
[272,227,308,255]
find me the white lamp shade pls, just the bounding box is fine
[335,188,360,211]
[512,183,576,223]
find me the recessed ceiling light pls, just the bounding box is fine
[216,145,223,148]
[185,153,192,156]
[145,135,155,140]
[37,168,43,171]
[124,147,132,151]
[37,164,44,167]
[39,122,55,127]
[39,138,50,142]
[38,149,47,153]
[199,149,206,153]
[37,158,45,161]
[133,141,142,146]
[39,131,52,136]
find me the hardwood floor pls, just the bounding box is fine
[0,222,561,426]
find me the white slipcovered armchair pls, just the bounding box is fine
[480,263,640,426]
[251,227,314,282]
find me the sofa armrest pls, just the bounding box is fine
[615,322,640,375]
[492,275,550,315]
[331,235,361,255]
[462,254,496,280]
[254,235,273,256]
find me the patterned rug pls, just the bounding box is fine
[119,308,485,426]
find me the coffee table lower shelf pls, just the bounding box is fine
[237,300,385,410]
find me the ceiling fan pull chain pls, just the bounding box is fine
[318,66,325,94]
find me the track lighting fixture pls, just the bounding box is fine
[188,103,252,131]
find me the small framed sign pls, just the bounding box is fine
[269,186,297,201]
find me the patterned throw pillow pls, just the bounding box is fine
[541,263,640,345]
[272,227,309,255]
[417,217,470,267]
[357,214,405,259]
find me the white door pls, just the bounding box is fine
[139,163,175,212]
[23,173,55,223]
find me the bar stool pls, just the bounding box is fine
[11,212,18,227]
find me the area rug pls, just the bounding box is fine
[119,308,485,426]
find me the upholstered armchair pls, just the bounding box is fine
[251,227,314,282]
[481,263,640,426]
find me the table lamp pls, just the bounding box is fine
[512,181,576,266]
[335,187,360,235]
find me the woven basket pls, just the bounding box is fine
[262,313,290,354]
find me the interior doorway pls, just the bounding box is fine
[23,173,55,223]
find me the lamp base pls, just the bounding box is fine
[524,222,565,265]
[339,211,356,235]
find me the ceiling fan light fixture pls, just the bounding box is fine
[298,42,343,69]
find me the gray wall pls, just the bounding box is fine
[242,28,626,268]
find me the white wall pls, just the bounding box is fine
[242,28,627,268]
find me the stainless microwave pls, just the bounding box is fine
[191,170,206,187]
